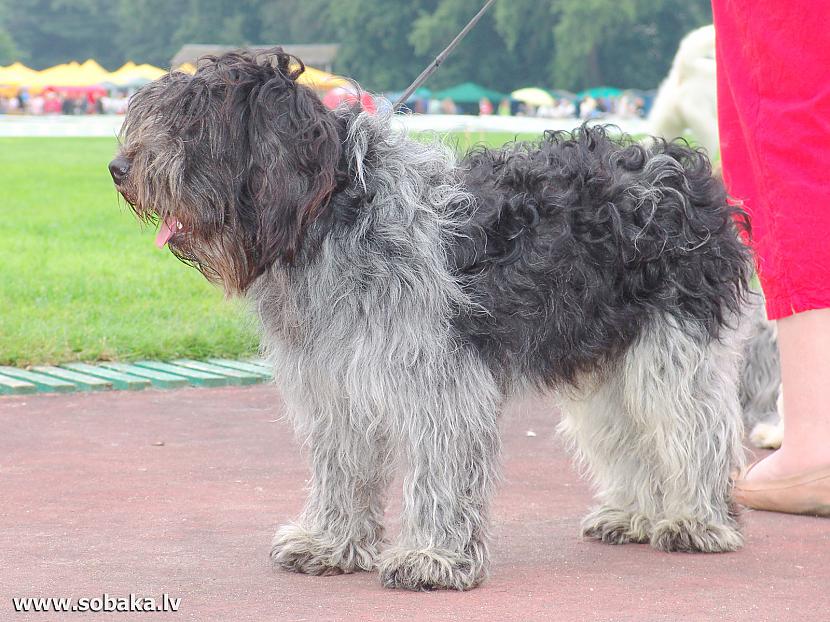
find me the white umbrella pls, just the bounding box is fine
[511,87,555,107]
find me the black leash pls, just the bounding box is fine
[392,0,498,111]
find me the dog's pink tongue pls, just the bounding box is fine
[155,217,178,249]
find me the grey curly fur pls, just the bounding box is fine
[111,49,776,591]
[740,294,781,429]
[559,315,747,553]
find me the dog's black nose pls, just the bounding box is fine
[108,157,130,185]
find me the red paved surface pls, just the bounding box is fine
[1,386,828,621]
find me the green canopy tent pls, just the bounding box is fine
[576,86,622,99]
[433,82,510,104]
[383,87,432,102]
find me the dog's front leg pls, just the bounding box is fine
[378,367,501,591]
[270,405,392,576]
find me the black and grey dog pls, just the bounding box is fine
[110,49,757,591]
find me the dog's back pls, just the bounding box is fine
[450,126,751,387]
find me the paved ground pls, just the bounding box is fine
[1,386,827,621]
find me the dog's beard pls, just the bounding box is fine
[167,226,256,296]
[119,174,259,297]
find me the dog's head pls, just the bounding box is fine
[110,48,343,293]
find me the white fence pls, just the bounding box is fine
[0,113,651,138]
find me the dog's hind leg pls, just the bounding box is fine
[378,354,501,591]
[270,400,392,576]
[558,377,657,546]
[621,318,746,553]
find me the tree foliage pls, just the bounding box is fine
[327,0,435,92]
[0,25,15,65]
[0,0,712,90]
[2,0,121,69]
[114,0,181,68]
[0,0,15,65]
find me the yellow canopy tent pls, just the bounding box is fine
[0,62,40,96]
[296,65,351,90]
[0,62,40,84]
[107,60,137,82]
[132,63,167,81]
[24,59,111,91]
[108,61,167,85]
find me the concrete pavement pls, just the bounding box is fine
[1,386,827,621]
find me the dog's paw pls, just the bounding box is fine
[581,506,651,544]
[270,523,380,576]
[378,543,487,591]
[650,517,743,553]
[749,420,784,449]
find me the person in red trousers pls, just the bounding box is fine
[713,1,830,515]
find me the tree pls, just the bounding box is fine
[3,0,122,69]
[552,0,712,90]
[172,0,264,49]
[595,0,712,89]
[0,24,17,65]
[257,0,336,45]
[550,0,640,90]
[327,0,437,92]
[409,0,520,92]
[0,0,17,65]
[116,0,182,68]
[493,0,558,87]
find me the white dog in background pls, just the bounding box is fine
[740,302,785,450]
[649,25,719,157]
[750,389,785,450]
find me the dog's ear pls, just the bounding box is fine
[243,49,342,274]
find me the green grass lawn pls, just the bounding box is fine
[0,137,260,367]
[0,131,537,367]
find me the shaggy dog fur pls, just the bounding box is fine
[111,49,760,591]
[741,299,783,448]
[649,25,719,157]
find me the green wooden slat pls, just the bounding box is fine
[245,357,270,367]
[172,359,263,385]
[242,358,273,374]
[0,372,37,395]
[0,366,76,393]
[99,362,189,389]
[0,358,274,395]
[133,361,229,387]
[32,366,112,391]
[206,359,272,378]
[62,363,151,391]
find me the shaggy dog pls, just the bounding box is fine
[741,300,783,449]
[111,50,756,591]
[649,25,719,157]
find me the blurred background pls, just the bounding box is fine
[0,0,712,91]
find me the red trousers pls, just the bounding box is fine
[712,1,830,319]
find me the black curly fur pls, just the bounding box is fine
[448,126,752,387]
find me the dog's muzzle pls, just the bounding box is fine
[108,156,130,186]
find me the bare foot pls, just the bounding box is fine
[746,308,830,483]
